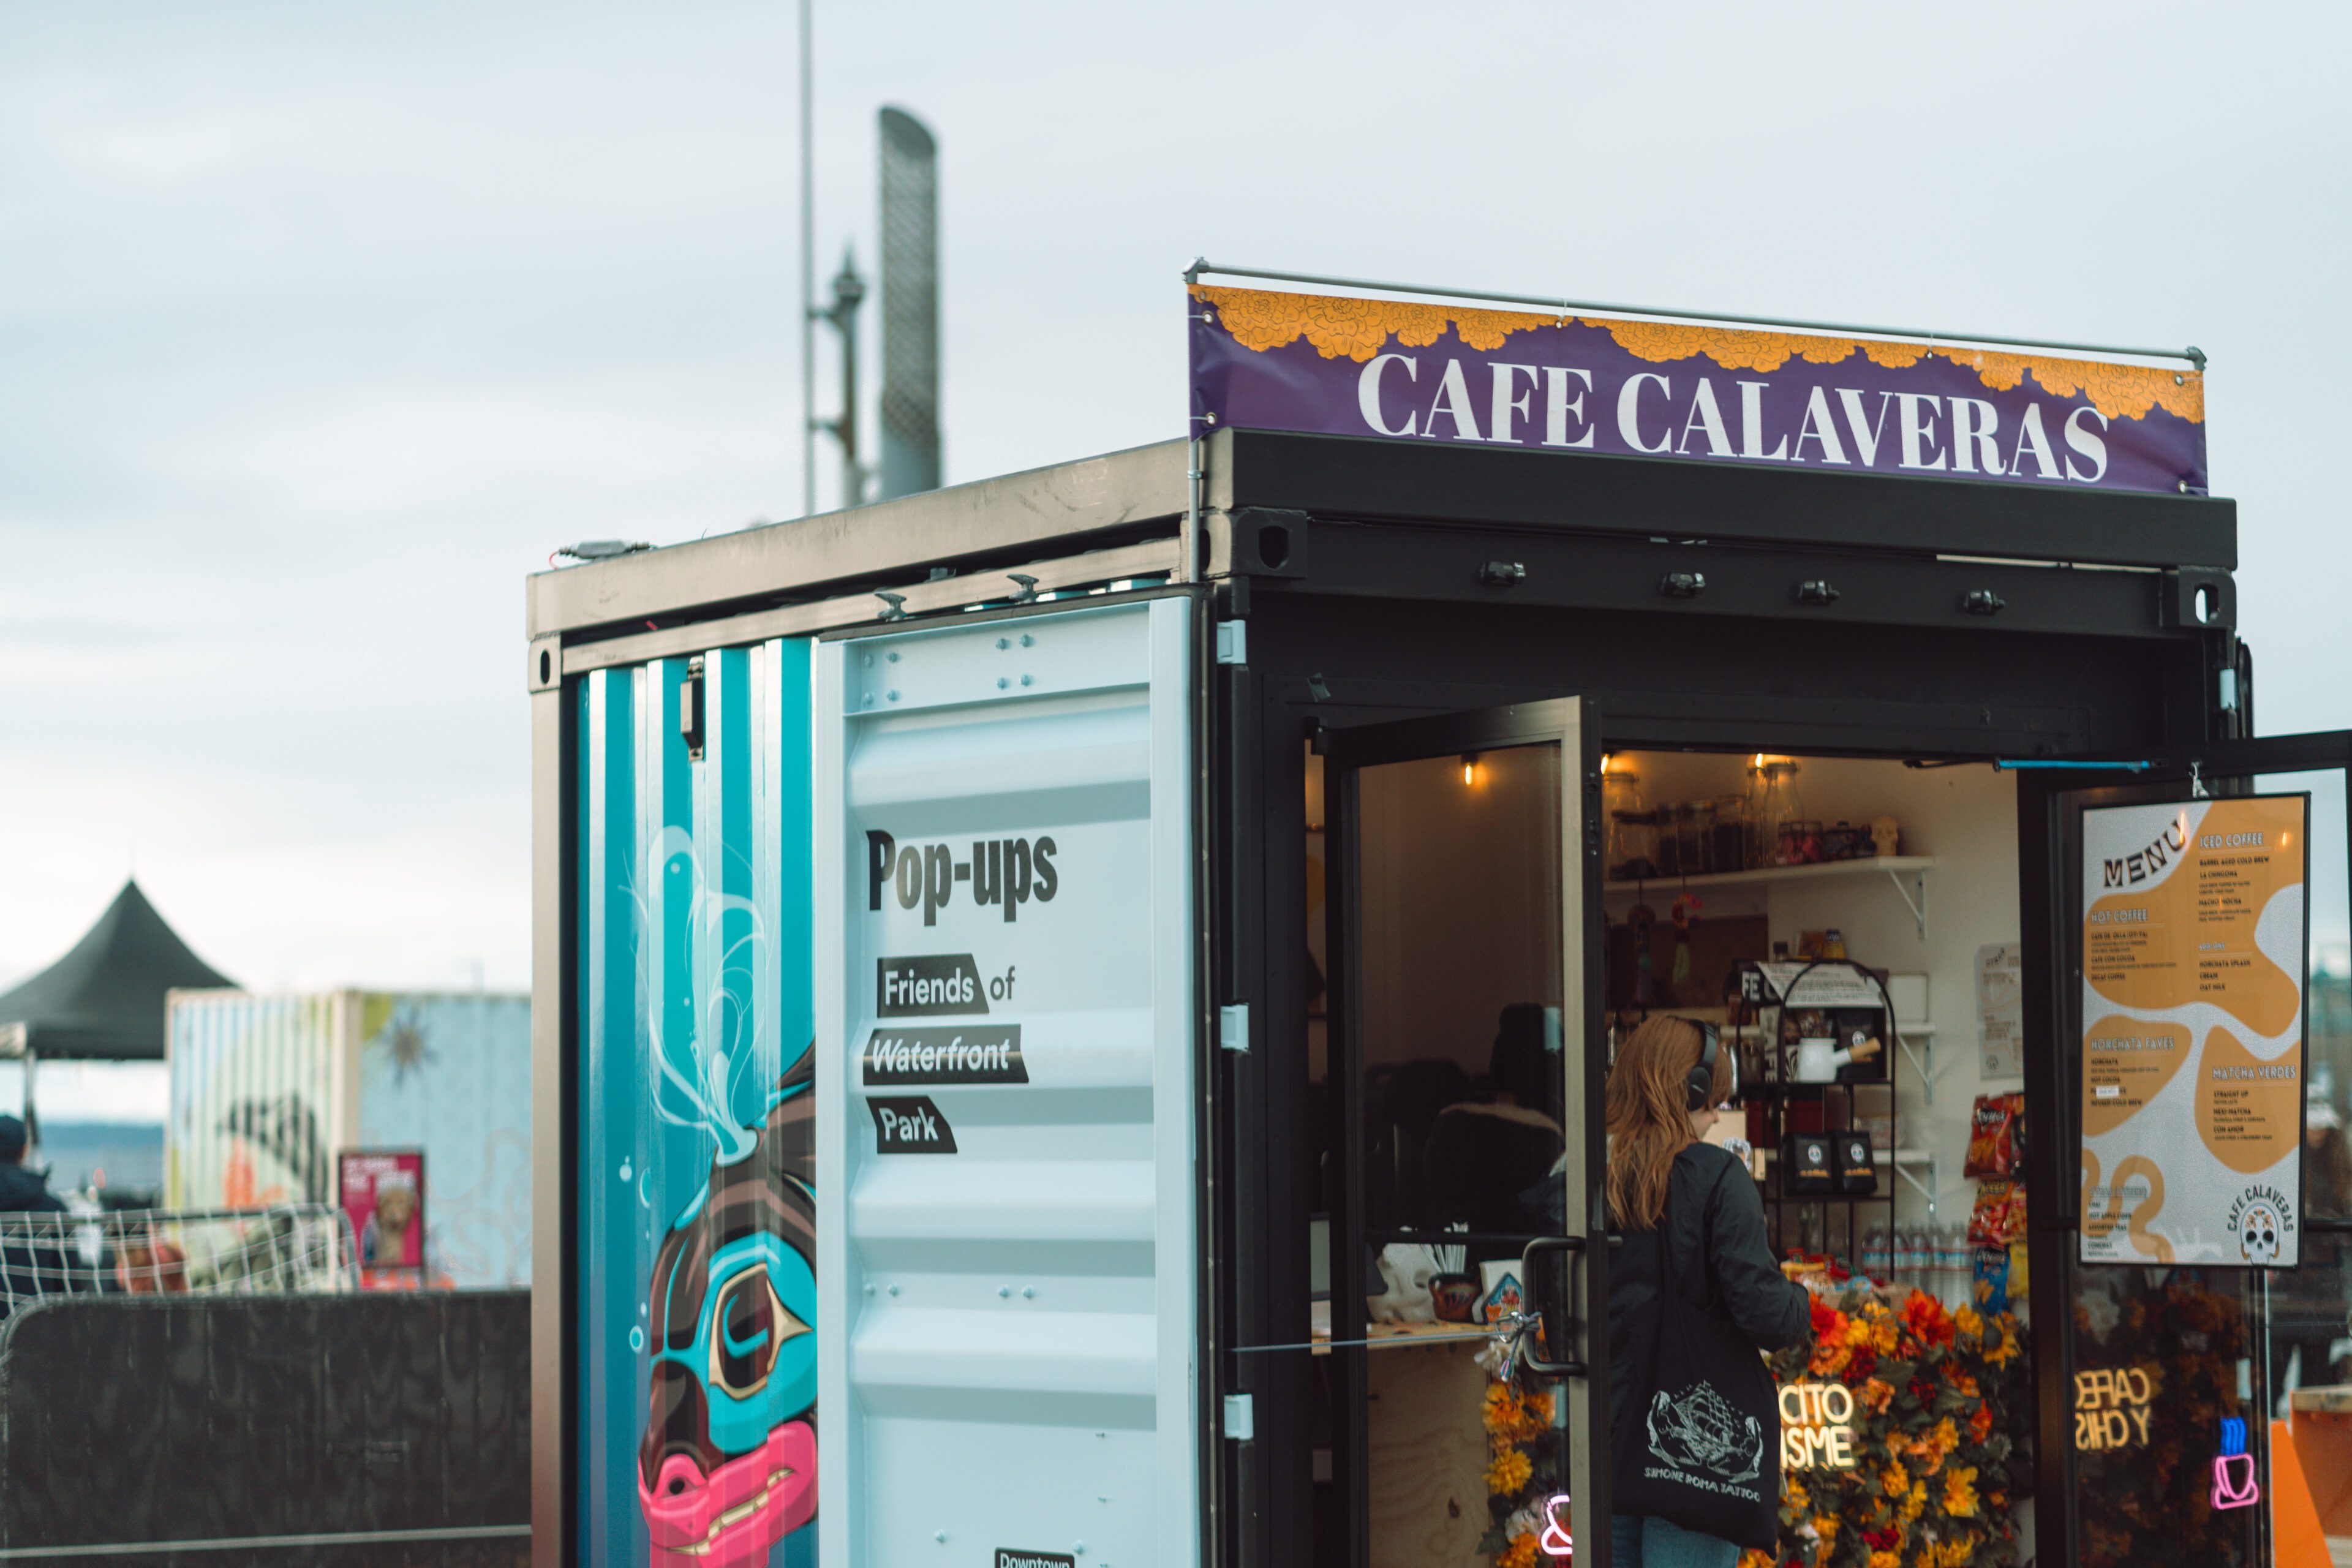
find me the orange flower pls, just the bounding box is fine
[1496,1533,1539,1568]
[1880,1460,1910,1498]
[1860,1377,1896,1414]
[1868,1553,1899,1568]
[1870,1318,1901,1354]
[1946,1368,1980,1400]
[1810,1339,1853,1378]
[1902,1291,1957,1348]
[1954,1304,1984,1339]
[1901,1480,1928,1525]
[1944,1464,1980,1518]
[1487,1448,1532,1496]
[1812,1514,1839,1548]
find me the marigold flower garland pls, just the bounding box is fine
[1728,1287,2032,1568]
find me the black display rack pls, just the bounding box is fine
[1729,958,1905,1270]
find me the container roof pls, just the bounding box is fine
[0,881,236,1061]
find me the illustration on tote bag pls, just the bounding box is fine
[1646,1381,1766,1489]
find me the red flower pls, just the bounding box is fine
[1846,1348,1877,1384]
[1809,1295,1846,1338]
[1901,1291,1956,1349]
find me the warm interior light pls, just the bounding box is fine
[1461,753,1480,786]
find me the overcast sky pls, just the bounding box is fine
[2,2,2346,1090]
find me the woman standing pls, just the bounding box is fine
[1605,1016,1811,1568]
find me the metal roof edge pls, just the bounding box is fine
[526,439,1191,639]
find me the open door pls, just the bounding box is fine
[1323,699,1609,1568]
[2018,729,2352,1568]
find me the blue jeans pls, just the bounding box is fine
[1609,1513,1740,1568]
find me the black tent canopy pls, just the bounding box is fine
[0,881,235,1063]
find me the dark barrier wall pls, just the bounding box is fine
[0,1291,529,1567]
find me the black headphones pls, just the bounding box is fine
[1685,1020,1728,1112]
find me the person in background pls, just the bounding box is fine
[0,1116,62,1214]
[1606,1016,1811,1568]
[0,1114,73,1317]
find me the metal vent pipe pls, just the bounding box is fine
[877,106,940,499]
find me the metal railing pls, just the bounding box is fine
[0,1204,358,1311]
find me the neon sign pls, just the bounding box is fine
[2212,1418,2260,1511]
[1539,1494,1572,1557]
[2073,1365,2155,1451]
[1779,1381,1857,1470]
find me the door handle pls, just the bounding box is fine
[1518,1234,1589,1377]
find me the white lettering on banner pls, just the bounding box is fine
[1544,366,1597,448]
[1837,388,1896,466]
[1738,380,1790,461]
[2065,405,2110,483]
[1425,358,1485,441]
[2009,402,2061,479]
[1357,353,1419,437]
[1619,373,1672,453]
[1490,363,1538,445]
[1792,386,1849,464]
[1951,398,2003,475]
[1897,393,1946,470]
[1678,378,1735,458]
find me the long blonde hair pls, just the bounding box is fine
[1605,1016,1730,1231]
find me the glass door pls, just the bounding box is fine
[1323,699,1608,1568]
[2019,731,2352,1568]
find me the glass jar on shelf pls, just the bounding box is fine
[1601,756,1651,880]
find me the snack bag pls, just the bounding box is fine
[1969,1179,2028,1247]
[1965,1092,2026,1179]
[1973,1246,2011,1314]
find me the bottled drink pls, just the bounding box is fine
[1937,1224,1971,1303]
[1861,1223,1891,1281]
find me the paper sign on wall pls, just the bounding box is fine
[1977,943,2023,1079]
[2078,795,2310,1267]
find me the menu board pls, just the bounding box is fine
[2079,795,2309,1266]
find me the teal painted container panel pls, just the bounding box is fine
[576,638,816,1568]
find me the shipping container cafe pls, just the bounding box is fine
[527,270,2352,1568]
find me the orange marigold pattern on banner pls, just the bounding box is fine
[1191,284,2204,423]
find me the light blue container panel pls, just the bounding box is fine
[812,599,1198,1568]
[578,638,817,1568]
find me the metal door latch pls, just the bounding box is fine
[1962,589,2007,616]
[1216,621,1248,666]
[1795,579,1841,606]
[1480,560,1527,587]
[1218,1004,1250,1053]
[1659,571,1706,598]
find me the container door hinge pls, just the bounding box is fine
[1223,1393,1255,1441]
[1218,1004,1250,1053]
[1216,620,1248,666]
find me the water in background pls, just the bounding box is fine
[32,1122,165,1199]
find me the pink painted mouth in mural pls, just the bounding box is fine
[642,1420,815,1566]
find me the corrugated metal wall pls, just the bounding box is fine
[812,598,1199,1568]
[167,990,346,1210]
[575,638,816,1568]
[165,990,533,1288]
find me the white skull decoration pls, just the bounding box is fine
[2241,1202,2283,1265]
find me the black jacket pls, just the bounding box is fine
[0,1163,63,1214]
[1608,1143,1811,1463]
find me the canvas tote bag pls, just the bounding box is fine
[1609,1167,1783,1549]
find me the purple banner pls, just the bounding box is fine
[1189,285,2206,496]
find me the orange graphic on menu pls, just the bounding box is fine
[2081,1017,2191,1137]
[2195,1025,2301,1174]
[2082,797,2304,1039]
